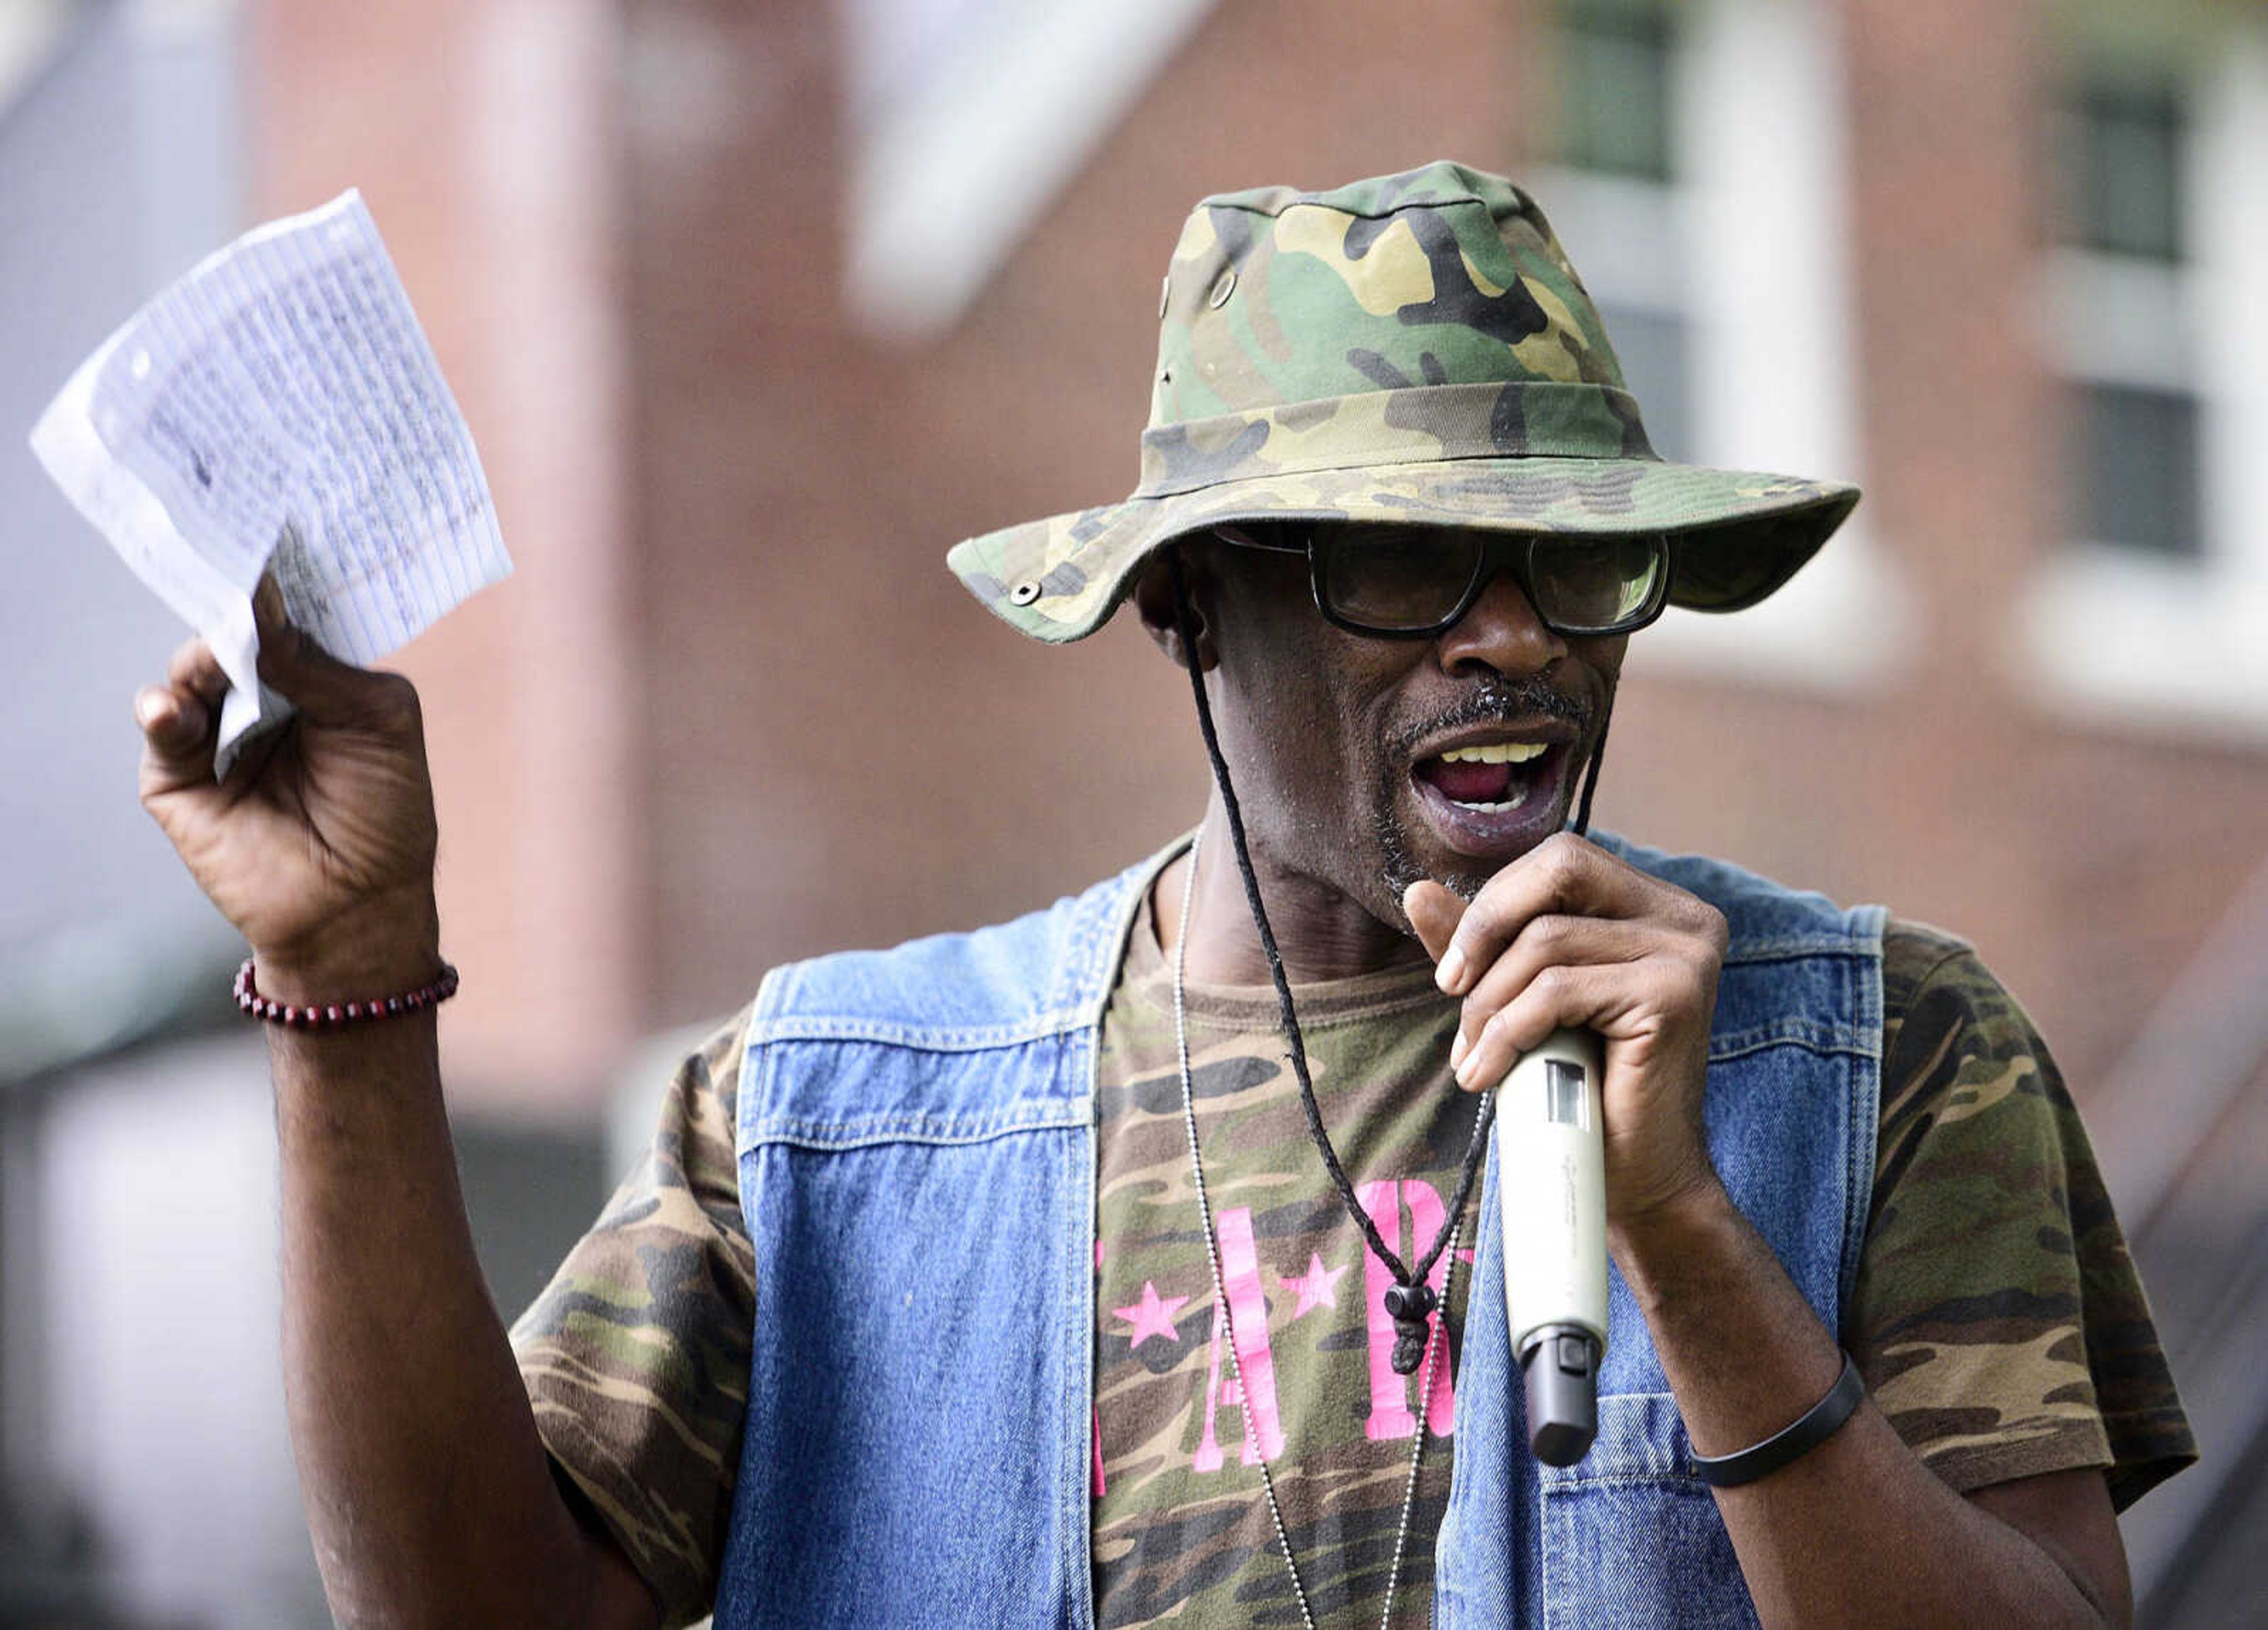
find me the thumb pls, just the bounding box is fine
[1402,879,1468,966]
[251,576,387,725]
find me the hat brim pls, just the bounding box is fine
[948,455,1861,643]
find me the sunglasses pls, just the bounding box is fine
[1211,522,1673,640]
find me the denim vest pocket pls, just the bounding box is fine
[719,1110,1097,1629]
[1536,1394,1761,1629]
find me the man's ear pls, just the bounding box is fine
[1132,541,1219,673]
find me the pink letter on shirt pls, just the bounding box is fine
[1191,1205,1285,1468]
[1359,1179,1458,1442]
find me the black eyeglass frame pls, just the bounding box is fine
[1210,522,1677,640]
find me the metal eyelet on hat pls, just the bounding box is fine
[1009,580,1044,607]
[1208,269,1236,309]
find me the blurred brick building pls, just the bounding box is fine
[5,0,2264,1623]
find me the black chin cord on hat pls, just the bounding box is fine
[1165,545,1613,1374]
[1571,696,1610,841]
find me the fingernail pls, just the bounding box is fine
[1436,946,1466,994]
[1455,1047,1482,1090]
[253,573,285,628]
[1449,1030,1469,1070]
[135,690,168,729]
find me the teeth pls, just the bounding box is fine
[1451,785,1534,814]
[1439,741,1548,765]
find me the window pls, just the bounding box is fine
[2019,24,2268,736]
[2065,74,2185,260]
[1542,0,1692,462]
[2069,382,2201,560]
[1556,0,1677,184]
[2052,67,2204,561]
[837,0,1218,340]
[1533,0,1903,690]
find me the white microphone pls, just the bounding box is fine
[1493,1026,1608,1466]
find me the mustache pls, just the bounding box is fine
[1389,676,1592,759]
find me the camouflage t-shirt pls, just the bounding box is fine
[511,903,2195,1628]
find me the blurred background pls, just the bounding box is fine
[2,0,2264,1622]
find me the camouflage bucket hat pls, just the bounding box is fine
[948,161,1860,641]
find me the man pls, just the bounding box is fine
[133,163,2189,1626]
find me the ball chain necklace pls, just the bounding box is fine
[1174,828,1488,1630]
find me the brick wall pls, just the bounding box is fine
[621,0,2268,1106]
[253,0,2268,1106]
[253,0,637,1109]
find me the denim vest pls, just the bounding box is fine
[715,835,1884,1628]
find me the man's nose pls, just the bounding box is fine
[1435,568,1565,678]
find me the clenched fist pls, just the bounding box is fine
[136,580,442,1006]
[1403,831,1731,1233]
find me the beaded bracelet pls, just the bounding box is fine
[1690,1351,1866,1488]
[233,957,460,1029]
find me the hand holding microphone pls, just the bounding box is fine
[1405,836,1732,1466]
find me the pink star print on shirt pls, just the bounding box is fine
[1115,1280,1191,1348]
[1278,1253,1348,1319]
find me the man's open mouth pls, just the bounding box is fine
[1406,736,1575,859]
[1412,739,1555,813]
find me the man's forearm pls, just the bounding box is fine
[131,604,654,1623]
[269,998,646,1629]
[1611,1184,2122,1628]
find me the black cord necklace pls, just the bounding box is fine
[1165,546,1609,1374]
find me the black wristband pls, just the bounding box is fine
[1690,1351,1866,1488]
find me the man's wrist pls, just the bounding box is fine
[250,890,444,1008]
[1608,1171,1745,1305]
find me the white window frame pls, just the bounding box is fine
[2017,27,2268,741]
[838,0,1218,341]
[1537,0,1911,694]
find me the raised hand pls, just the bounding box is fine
[135,579,442,1002]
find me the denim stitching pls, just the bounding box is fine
[1839,904,1888,1316]
[1722,934,1883,965]
[1706,1021,1877,1062]
[744,1106,1092,1152]
[747,1012,1094,1051]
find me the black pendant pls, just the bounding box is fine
[1383,1281,1438,1376]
